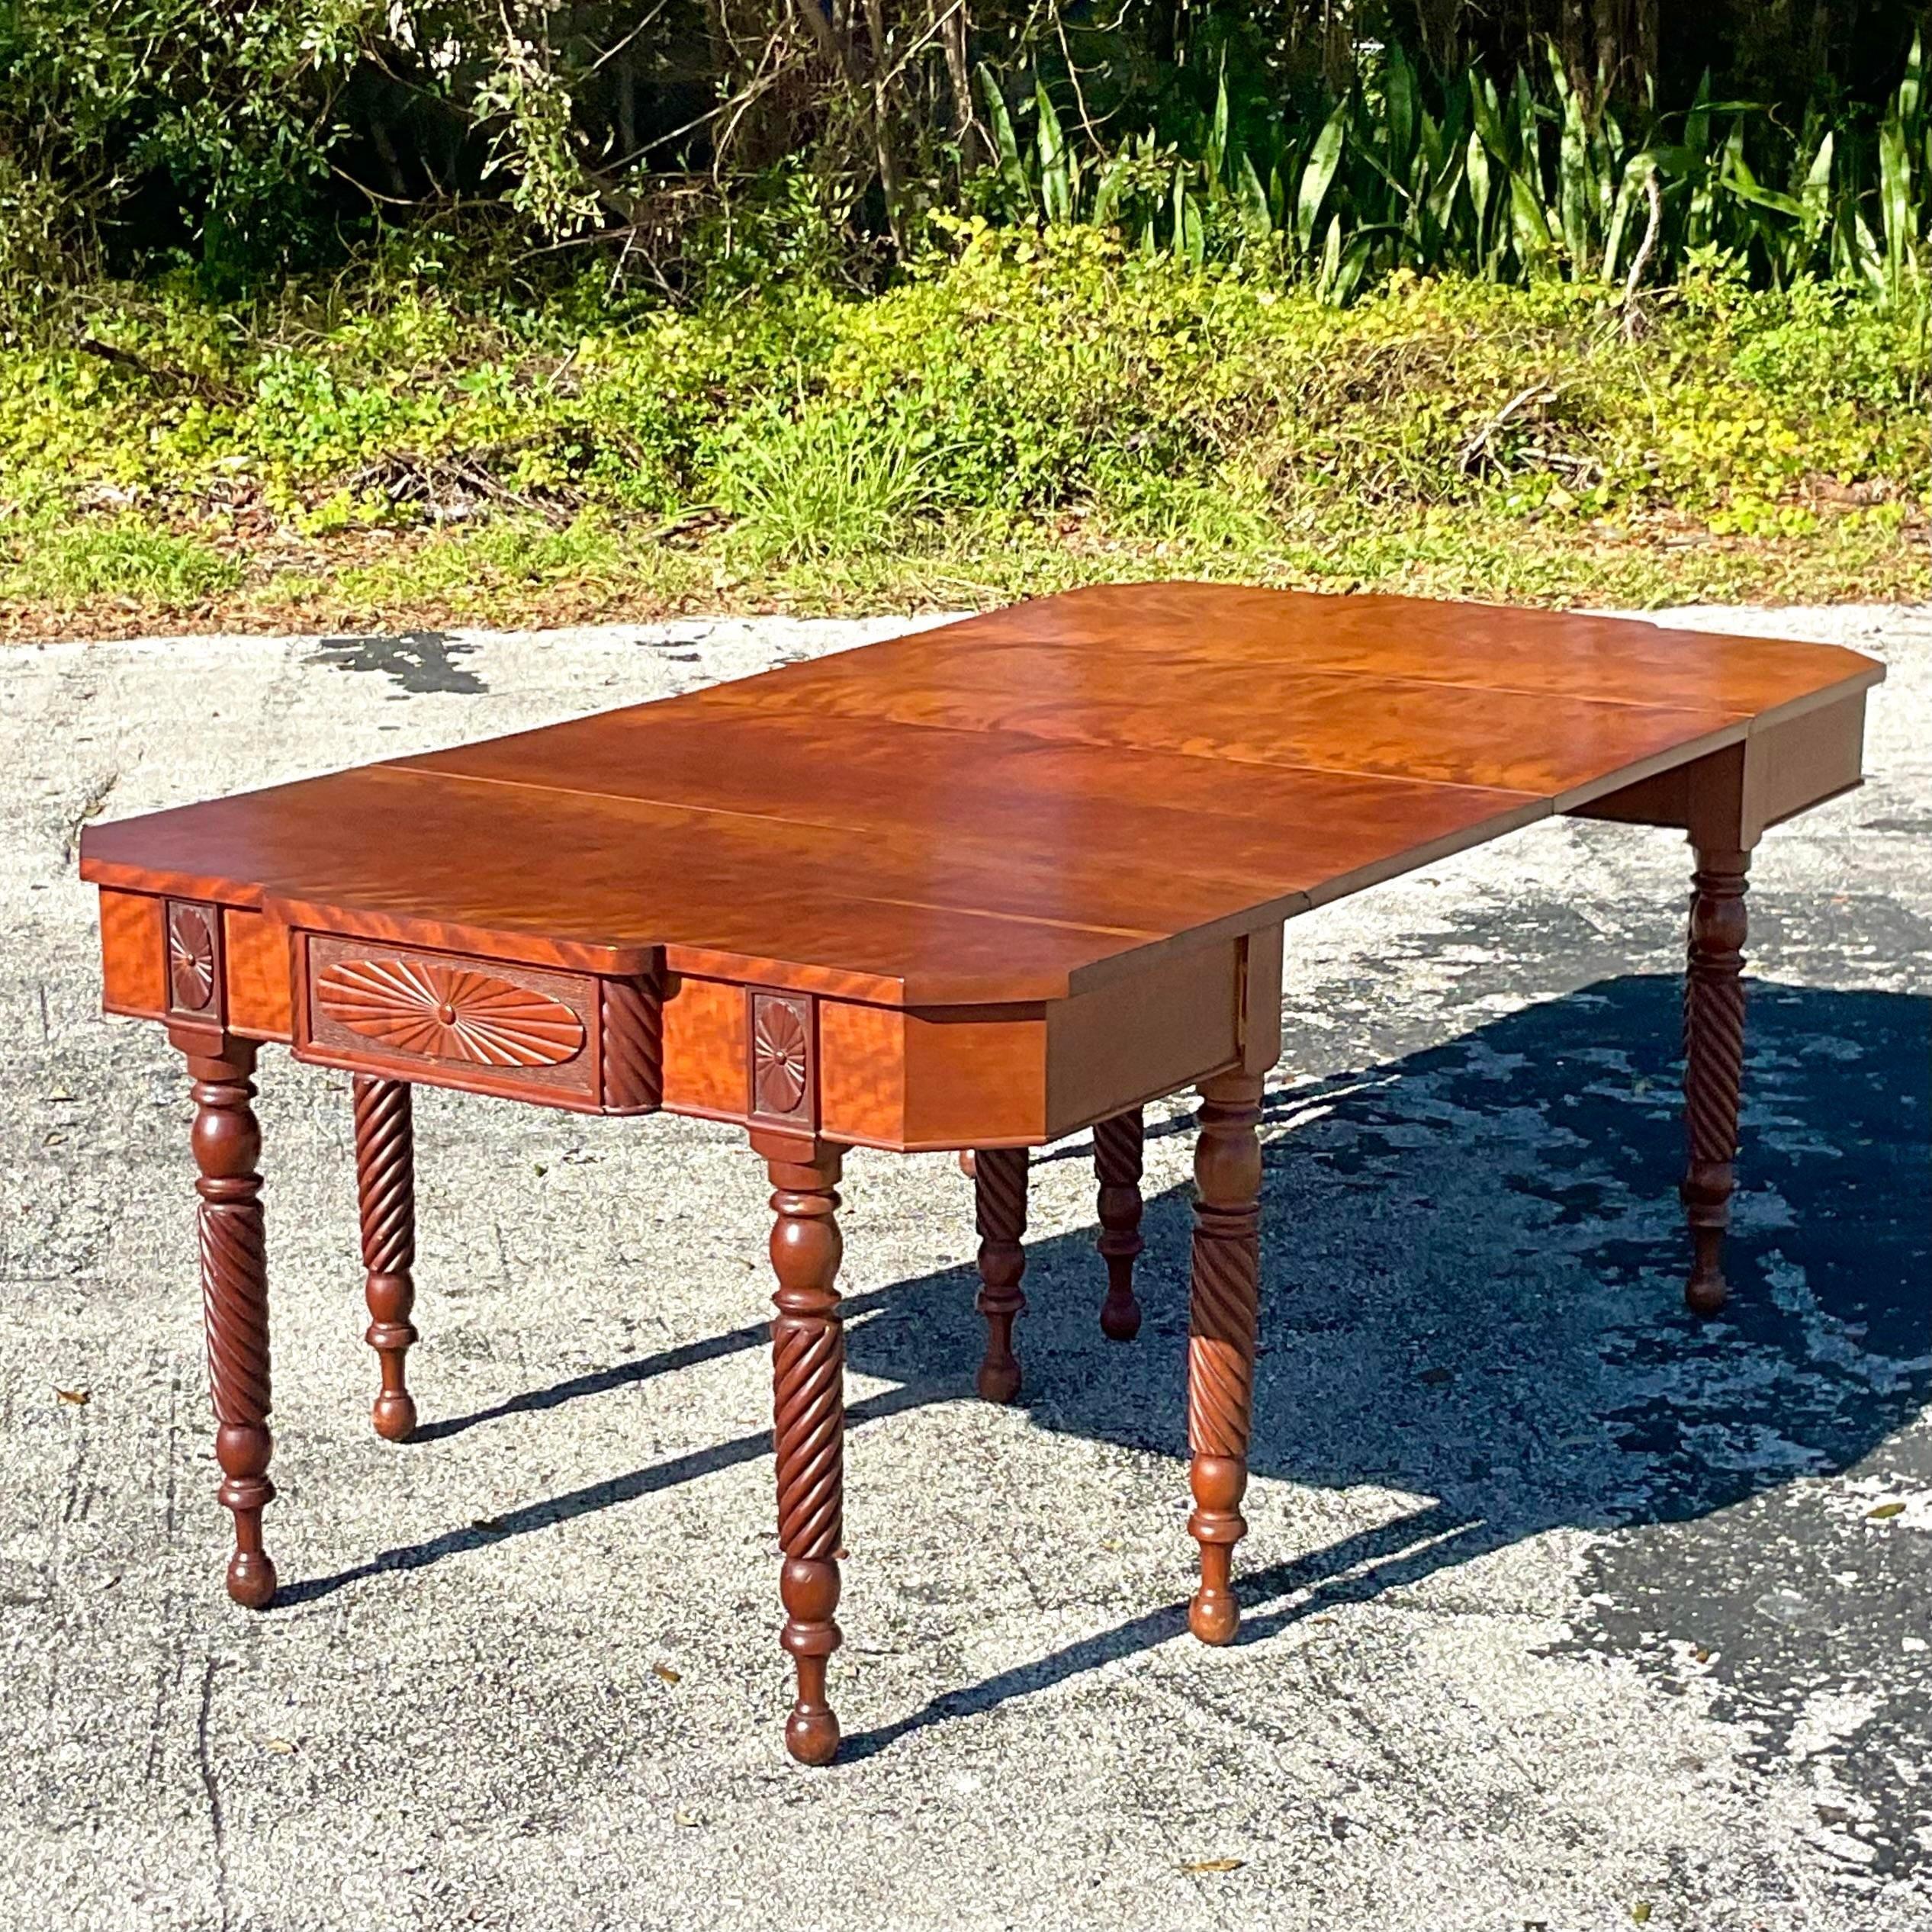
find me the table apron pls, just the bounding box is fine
[99,895,1279,1150]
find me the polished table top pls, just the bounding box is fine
[79,583,1883,1008]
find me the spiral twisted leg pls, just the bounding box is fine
[1186,1069,1263,1645]
[764,1136,847,1765]
[1683,847,1750,1316]
[970,1146,1029,1403]
[354,1076,419,1440]
[184,1038,276,1609]
[1093,1108,1145,1341]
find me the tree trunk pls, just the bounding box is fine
[943,4,981,172]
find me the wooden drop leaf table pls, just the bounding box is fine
[79,584,1882,1764]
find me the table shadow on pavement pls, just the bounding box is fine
[277,974,1930,1853]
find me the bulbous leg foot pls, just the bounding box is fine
[226,1548,278,1610]
[780,1555,843,1766]
[371,1386,419,1442]
[1187,1454,1244,1644]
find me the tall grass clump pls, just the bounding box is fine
[714,407,942,560]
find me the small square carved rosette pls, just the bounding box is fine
[747,989,817,1130]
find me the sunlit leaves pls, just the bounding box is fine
[974,32,1931,309]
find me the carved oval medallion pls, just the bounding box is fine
[317,956,585,1069]
[752,997,810,1116]
[168,905,217,1012]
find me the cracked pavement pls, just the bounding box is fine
[1,603,1927,1931]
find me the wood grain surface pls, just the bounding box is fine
[80,586,1881,1011]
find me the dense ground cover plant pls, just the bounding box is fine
[2,228,1924,632]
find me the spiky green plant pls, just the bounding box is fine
[976,33,1930,305]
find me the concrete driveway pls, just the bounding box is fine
[2,605,1927,1932]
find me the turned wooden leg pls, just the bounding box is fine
[353,1076,419,1441]
[182,1036,276,1609]
[1683,847,1750,1316]
[970,1146,1028,1403]
[1094,1107,1146,1341]
[763,1134,846,1766]
[1186,1069,1263,1645]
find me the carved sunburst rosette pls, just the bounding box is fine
[316,956,585,1068]
[751,991,814,1122]
[167,902,217,1014]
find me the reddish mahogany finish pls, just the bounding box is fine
[182,1033,277,1608]
[971,1146,1029,1403]
[79,584,1882,1763]
[1683,849,1751,1316]
[353,1075,420,1440]
[764,1136,846,1763]
[1185,1072,1265,1644]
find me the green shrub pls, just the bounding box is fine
[0,228,1925,618]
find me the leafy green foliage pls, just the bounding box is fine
[2,516,239,606]
[1,230,1924,609]
[0,0,379,296]
[2,0,1928,313]
[980,34,1932,303]
[0,0,711,297]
